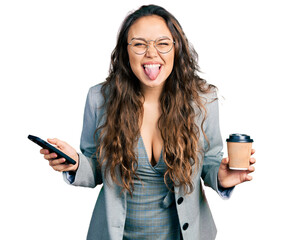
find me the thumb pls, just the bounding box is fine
[47,138,65,149]
[221,157,229,165]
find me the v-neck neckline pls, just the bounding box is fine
[139,135,163,168]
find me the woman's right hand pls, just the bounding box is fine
[40,138,79,173]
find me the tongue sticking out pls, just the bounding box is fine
[144,65,160,80]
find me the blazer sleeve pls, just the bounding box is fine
[63,87,103,188]
[201,91,234,199]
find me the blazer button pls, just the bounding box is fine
[183,223,189,230]
[177,197,184,205]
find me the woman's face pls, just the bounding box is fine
[127,15,175,89]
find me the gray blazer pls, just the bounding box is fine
[64,83,234,240]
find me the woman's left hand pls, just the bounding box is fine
[217,149,256,188]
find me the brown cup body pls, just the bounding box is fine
[227,142,252,170]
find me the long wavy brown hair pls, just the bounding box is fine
[94,5,215,196]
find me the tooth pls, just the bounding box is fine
[144,64,161,68]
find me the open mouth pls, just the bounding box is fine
[142,64,162,80]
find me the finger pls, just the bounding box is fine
[246,174,253,181]
[40,149,50,154]
[52,164,66,172]
[249,157,256,164]
[248,165,255,172]
[52,162,74,172]
[49,158,66,166]
[44,152,58,160]
[239,171,253,183]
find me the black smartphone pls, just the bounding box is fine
[28,135,76,165]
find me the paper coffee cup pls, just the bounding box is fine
[226,134,253,170]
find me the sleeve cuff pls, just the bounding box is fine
[63,171,76,184]
[217,178,235,199]
[62,153,79,184]
[62,153,96,188]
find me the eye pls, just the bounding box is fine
[158,42,169,46]
[157,39,171,46]
[134,43,146,47]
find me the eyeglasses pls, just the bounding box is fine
[128,36,175,55]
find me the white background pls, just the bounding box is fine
[1,0,282,239]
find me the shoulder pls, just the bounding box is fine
[198,85,218,105]
[88,82,104,97]
[193,86,219,124]
[87,82,105,109]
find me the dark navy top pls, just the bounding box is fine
[123,137,181,240]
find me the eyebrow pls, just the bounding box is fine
[130,37,146,41]
[130,36,171,41]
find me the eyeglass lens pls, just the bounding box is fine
[130,38,174,54]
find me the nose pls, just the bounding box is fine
[145,40,158,57]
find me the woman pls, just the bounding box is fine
[40,5,256,240]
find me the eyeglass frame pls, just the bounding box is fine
[128,36,175,55]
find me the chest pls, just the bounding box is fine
[140,103,163,166]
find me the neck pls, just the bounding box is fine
[141,83,164,104]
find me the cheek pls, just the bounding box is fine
[170,49,175,65]
[166,53,175,71]
[129,58,138,74]
[128,53,142,73]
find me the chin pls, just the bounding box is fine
[141,78,166,88]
